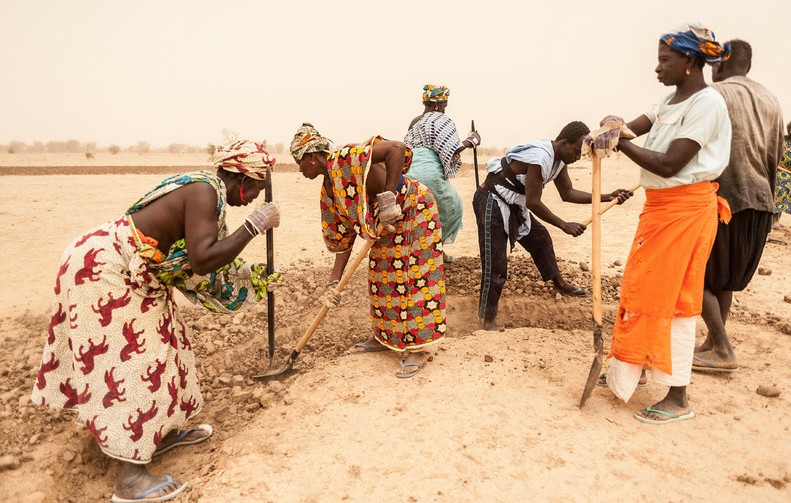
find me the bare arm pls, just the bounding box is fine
[618,137,701,178]
[553,168,634,204]
[518,161,586,237]
[327,239,355,284]
[626,115,653,137]
[367,140,407,195]
[553,167,594,204]
[183,183,255,275]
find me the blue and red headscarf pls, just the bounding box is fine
[660,23,730,65]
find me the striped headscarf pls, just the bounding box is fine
[422,84,450,103]
[212,140,275,181]
[290,123,333,162]
[660,23,730,65]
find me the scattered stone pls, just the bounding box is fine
[0,455,20,472]
[61,450,75,462]
[484,354,494,363]
[612,260,622,266]
[579,262,590,272]
[756,384,780,398]
[554,292,562,301]
[757,267,772,276]
[217,374,233,387]
[232,375,245,386]
[268,381,284,394]
[29,434,40,445]
[784,295,791,304]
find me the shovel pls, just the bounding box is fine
[579,151,604,408]
[581,183,641,227]
[471,119,480,187]
[264,164,276,366]
[252,238,376,380]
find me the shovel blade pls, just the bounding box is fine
[251,350,299,381]
[579,351,603,408]
[579,322,604,408]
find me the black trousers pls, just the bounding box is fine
[473,188,560,321]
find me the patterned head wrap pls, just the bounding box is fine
[289,123,333,162]
[212,140,275,181]
[660,23,730,65]
[422,84,450,103]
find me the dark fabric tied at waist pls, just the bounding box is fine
[481,157,528,250]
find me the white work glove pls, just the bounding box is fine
[320,280,342,308]
[376,191,402,226]
[245,202,281,236]
[465,131,481,148]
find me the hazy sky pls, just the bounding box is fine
[2,0,790,150]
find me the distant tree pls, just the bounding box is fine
[45,141,67,153]
[8,141,27,154]
[207,143,216,155]
[108,144,121,155]
[166,143,187,153]
[31,141,44,153]
[136,141,150,155]
[65,139,81,153]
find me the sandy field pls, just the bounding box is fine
[0,153,789,502]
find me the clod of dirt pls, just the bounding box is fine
[579,262,590,271]
[756,384,781,398]
[484,354,494,363]
[0,454,21,471]
[757,267,772,276]
[737,474,758,485]
[784,295,791,304]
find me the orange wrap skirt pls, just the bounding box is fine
[609,181,731,374]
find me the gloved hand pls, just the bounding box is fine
[465,131,481,148]
[376,191,402,226]
[599,115,637,140]
[320,280,342,308]
[246,202,281,235]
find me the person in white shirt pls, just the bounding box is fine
[600,23,733,424]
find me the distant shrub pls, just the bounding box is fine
[109,145,121,155]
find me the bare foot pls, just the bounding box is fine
[114,462,188,501]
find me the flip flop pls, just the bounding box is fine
[153,424,213,458]
[634,406,695,425]
[596,373,647,388]
[691,355,737,373]
[347,341,388,354]
[396,360,425,378]
[111,475,188,502]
